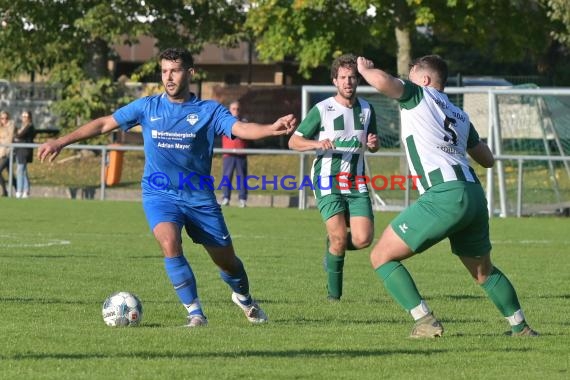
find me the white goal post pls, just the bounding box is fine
[301,85,570,217]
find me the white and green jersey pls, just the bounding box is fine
[398,80,481,194]
[294,97,378,197]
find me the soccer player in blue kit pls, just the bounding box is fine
[38,47,296,327]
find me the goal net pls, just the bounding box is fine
[301,85,570,216]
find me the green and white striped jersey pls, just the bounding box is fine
[399,80,481,194]
[294,96,378,197]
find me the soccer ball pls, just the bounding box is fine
[102,291,143,327]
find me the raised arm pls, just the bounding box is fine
[231,114,296,140]
[357,57,405,100]
[38,115,120,162]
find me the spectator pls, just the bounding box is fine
[221,100,248,208]
[14,110,35,198]
[0,111,16,197]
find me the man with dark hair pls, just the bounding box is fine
[38,47,296,327]
[289,54,379,301]
[356,54,538,338]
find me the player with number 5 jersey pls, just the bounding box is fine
[357,54,538,338]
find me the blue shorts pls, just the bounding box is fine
[142,196,232,247]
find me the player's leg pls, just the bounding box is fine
[205,244,250,299]
[458,254,536,336]
[452,183,537,336]
[371,185,469,337]
[324,212,349,300]
[204,244,268,323]
[346,193,374,250]
[143,199,206,326]
[185,203,267,323]
[372,225,444,338]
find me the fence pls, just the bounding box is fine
[2,87,569,217]
[3,141,570,218]
[302,85,570,217]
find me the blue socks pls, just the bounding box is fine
[164,255,203,316]
[219,257,252,305]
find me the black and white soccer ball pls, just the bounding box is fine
[102,291,143,327]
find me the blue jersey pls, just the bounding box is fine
[113,93,236,205]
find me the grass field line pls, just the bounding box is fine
[0,240,71,248]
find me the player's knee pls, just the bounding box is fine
[351,233,373,249]
[155,237,182,257]
[329,234,347,252]
[471,268,493,285]
[369,242,385,267]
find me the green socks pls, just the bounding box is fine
[481,267,527,332]
[324,231,363,299]
[375,261,422,311]
[376,262,529,333]
[325,251,345,299]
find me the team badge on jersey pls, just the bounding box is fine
[186,114,199,125]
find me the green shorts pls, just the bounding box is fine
[390,181,491,257]
[317,192,374,222]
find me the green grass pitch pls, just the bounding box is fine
[0,198,568,379]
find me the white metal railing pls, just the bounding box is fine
[2,142,569,216]
[303,86,570,217]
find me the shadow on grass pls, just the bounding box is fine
[3,345,541,361]
[4,347,453,361]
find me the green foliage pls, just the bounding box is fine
[0,201,569,379]
[246,0,373,78]
[48,61,136,140]
[247,0,568,79]
[0,0,247,133]
[543,0,570,45]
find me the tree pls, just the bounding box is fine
[246,0,567,80]
[543,0,570,46]
[0,0,247,132]
[245,0,384,78]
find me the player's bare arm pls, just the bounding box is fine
[288,134,334,152]
[38,115,119,162]
[467,141,495,168]
[357,57,405,100]
[366,133,379,153]
[231,114,296,140]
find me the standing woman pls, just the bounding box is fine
[14,110,35,198]
[0,111,16,196]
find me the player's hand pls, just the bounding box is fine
[270,114,297,135]
[357,57,374,72]
[37,140,63,163]
[316,138,334,150]
[366,133,379,152]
